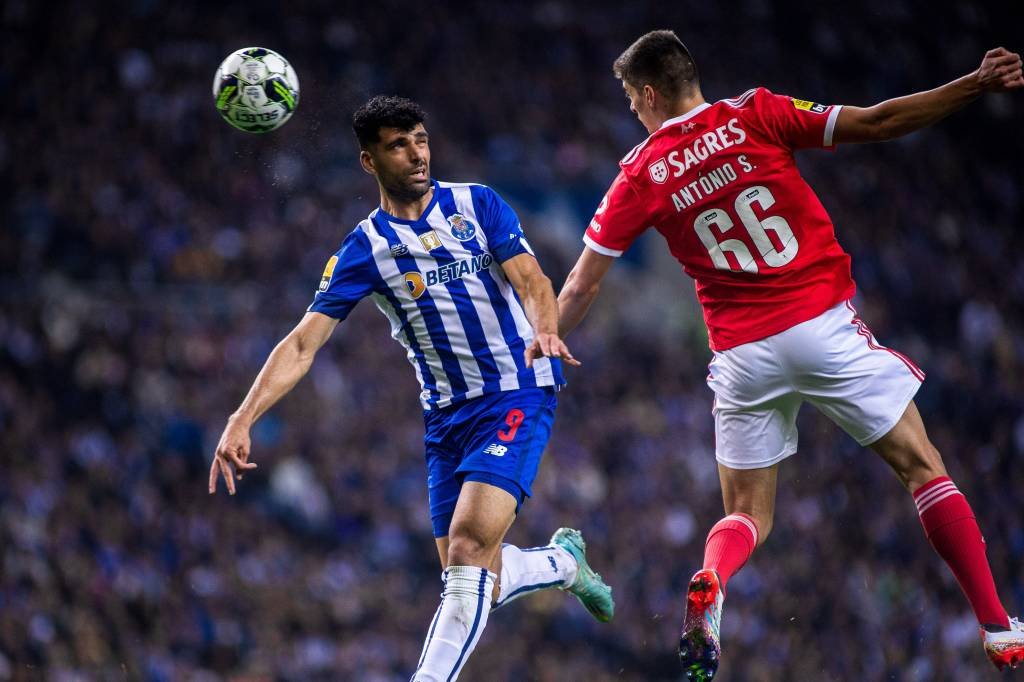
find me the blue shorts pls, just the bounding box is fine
[423,387,557,538]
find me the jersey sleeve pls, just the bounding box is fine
[470,185,535,263]
[307,229,377,321]
[750,87,843,150]
[583,170,651,257]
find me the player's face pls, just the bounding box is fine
[623,81,659,134]
[364,123,432,202]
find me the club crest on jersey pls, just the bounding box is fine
[648,158,669,184]
[390,243,409,257]
[318,255,338,292]
[446,213,478,241]
[791,98,827,114]
[419,230,443,251]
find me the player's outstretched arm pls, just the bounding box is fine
[209,311,339,495]
[557,247,616,338]
[501,253,581,368]
[834,47,1022,144]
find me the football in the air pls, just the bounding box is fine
[212,47,299,133]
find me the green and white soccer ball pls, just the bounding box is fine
[212,47,299,133]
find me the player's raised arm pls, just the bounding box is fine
[834,47,1022,144]
[209,311,339,495]
[557,247,616,338]
[501,253,580,368]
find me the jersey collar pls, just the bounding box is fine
[659,102,712,130]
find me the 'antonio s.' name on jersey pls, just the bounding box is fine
[647,117,756,212]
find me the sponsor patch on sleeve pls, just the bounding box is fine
[792,98,828,114]
[318,255,338,292]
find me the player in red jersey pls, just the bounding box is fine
[557,30,1024,679]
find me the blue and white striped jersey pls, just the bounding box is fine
[309,180,564,410]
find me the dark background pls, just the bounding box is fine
[2,1,1023,679]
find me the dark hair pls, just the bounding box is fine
[351,95,427,149]
[613,30,699,100]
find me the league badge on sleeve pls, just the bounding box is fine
[648,158,669,184]
[318,255,338,292]
[791,98,828,114]
[446,213,478,241]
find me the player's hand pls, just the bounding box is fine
[976,47,1024,92]
[209,415,258,495]
[525,332,581,368]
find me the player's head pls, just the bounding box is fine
[352,95,431,202]
[613,30,700,133]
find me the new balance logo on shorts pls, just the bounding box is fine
[482,444,508,457]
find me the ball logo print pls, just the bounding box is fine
[212,47,299,133]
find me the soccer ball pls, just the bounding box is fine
[212,47,299,133]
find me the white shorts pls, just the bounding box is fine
[708,300,924,470]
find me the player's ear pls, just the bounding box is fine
[359,149,376,175]
[643,84,657,108]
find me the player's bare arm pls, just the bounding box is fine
[834,47,1022,144]
[209,311,339,495]
[501,252,580,368]
[557,247,616,338]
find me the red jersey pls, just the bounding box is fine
[585,87,855,351]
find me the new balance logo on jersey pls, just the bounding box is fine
[390,243,409,257]
[483,444,508,457]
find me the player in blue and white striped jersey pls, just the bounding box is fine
[209,96,613,680]
[308,170,562,410]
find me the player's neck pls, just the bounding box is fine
[658,93,707,127]
[380,186,435,221]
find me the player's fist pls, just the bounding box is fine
[209,414,258,495]
[977,47,1024,92]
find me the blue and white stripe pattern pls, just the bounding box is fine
[309,181,564,410]
[411,566,494,681]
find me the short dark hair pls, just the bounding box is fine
[613,30,699,100]
[351,95,426,149]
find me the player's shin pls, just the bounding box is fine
[913,476,1009,628]
[411,566,496,682]
[491,542,577,610]
[702,513,759,593]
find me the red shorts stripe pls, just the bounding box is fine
[844,302,925,381]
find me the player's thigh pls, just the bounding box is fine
[708,335,800,470]
[713,393,802,470]
[435,537,449,569]
[800,302,924,446]
[449,482,518,551]
[424,443,463,541]
[868,401,946,491]
[457,387,558,512]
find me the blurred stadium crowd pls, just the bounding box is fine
[2,1,1023,680]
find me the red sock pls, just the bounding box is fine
[914,476,1009,628]
[703,513,759,594]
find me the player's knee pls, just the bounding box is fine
[725,507,773,547]
[902,441,947,491]
[754,514,773,546]
[446,527,496,567]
